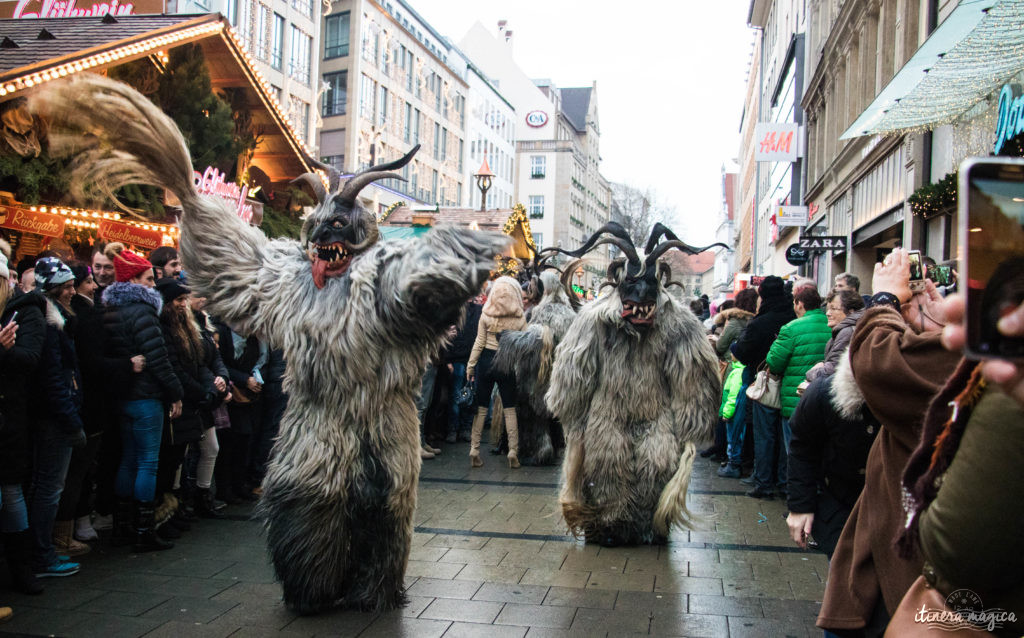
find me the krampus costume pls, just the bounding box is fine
[546,223,727,546]
[32,75,507,613]
[491,260,577,465]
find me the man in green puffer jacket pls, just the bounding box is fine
[766,285,831,462]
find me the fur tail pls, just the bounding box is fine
[559,435,594,537]
[537,326,554,387]
[652,441,700,536]
[29,73,199,214]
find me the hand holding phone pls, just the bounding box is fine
[908,250,925,293]
[0,318,17,350]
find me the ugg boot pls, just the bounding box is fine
[74,515,98,542]
[110,498,134,547]
[2,531,44,595]
[133,501,173,553]
[469,406,487,468]
[52,520,90,556]
[503,408,521,469]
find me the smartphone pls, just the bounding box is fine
[927,264,953,287]
[959,157,1024,360]
[908,250,925,292]
[4,310,17,327]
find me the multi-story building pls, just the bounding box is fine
[735,34,761,276]
[170,0,321,149]
[713,165,737,296]
[317,0,468,212]
[458,22,612,290]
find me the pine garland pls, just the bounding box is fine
[908,171,957,219]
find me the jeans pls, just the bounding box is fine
[30,432,73,569]
[781,417,792,456]
[116,399,164,502]
[0,484,29,533]
[416,364,438,445]
[447,362,471,437]
[751,401,786,490]
[726,383,749,466]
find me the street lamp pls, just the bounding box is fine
[473,156,495,212]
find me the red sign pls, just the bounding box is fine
[97,220,163,250]
[0,0,163,18]
[0,206,66,237]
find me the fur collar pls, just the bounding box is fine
[42,296,66,329]
[829,347,866,420]
[102,281,163,314]
[715,307,755,327]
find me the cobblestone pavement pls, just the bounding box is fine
[0,445,826,637]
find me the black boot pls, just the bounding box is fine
[134,501,173,552]
[110,498,134,547]
[2,531,44,595]
[194,488,223,519]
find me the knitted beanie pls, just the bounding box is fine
[757,275,785,301]
[70,264,91,287]
[155,277,190,304]
[34,256,74,291]
[108,244,153,282]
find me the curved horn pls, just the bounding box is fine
[645,240,732,265]
[536,252,561,272]
[560,258,584,311]
[290,173,327,206]
[543,223,641,264]
[607,257,626,282]
[337,144,420,206]
[299,154,342,192]
[645,222,678,254]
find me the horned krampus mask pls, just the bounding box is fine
[540,222,729,327]
[294,145,420,289]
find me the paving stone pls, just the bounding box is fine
[789,578,827,601]
[688,561,754,579]
[406,559,466,579]
[442,621,528,638]
[425,534,490,550]
[689,593,764,617]
[150,576,238,598]
[439,547,509,566]
[570,606,651,634]
[727,615,812,637]
[519,568,590,589]
[211,560,277,583]
[13,585,108,611]
[585,571,655,592]
[724,577,797,599]
[206,599,295,631]
[542,586,617,609]
[0,607,96,636]
[419,597,504,623]
[223,626,311,638]
[282,608,377,635]
[611,591,687,614]
[649,611,729,637]
[455,563,527,584]
[654,574,724,595]
[500,550,567,570]
[758,597,821,619]
[156,557,237,578]
[211,581,283,603]
[410,546,451,562]
[663,547,720,563]
[139,595,239,624]
[562,551,627,573]
[143,620,238,638]
[359,614,452,638]
[494,603,577,629]
[472,582,550,604]
[85,590,173,617]
[68,612,165,638]
[407,577,484,600]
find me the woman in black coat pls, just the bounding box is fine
[214,320,265,504]
[187,298,229,516]
[0,279,47,593]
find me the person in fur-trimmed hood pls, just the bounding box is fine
[101,243,183,553]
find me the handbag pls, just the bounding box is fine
[456,381,476,407]
[212,404,231,430]
[745,363,781,409]
[883,575,994,637]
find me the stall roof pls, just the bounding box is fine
[0,13,313,181]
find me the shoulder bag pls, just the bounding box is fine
[883,575,994,637]
[745,362,781,409]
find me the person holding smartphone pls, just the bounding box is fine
[816,247,960,636]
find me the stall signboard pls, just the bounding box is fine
[754,123,799,162]
[777,205,809,227]
[98,220,163,250]
[0,0,164,19]
[0,206,66,238]
[194,166,255,224]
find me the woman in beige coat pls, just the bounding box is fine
[467,277,527,468]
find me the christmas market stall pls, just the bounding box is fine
[0,13,315,265]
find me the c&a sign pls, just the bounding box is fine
[0,206,66,237]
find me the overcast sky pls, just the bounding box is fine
[409,0,756,243]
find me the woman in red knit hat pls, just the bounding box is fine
[99,243,183,552]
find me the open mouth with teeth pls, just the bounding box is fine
[308,242,353,289]
[621,301,656,325]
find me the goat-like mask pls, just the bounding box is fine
[296,145,420,289]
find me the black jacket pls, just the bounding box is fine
[30,298,85,446]
[787,373,879,515]
[161,313,216,444]
[215,321,263,435]
[443,302,482,364]
[0,289,47,483]
[101,282,183,403]
[731,296,796,370]
[72,293,131,435]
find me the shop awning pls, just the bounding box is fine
[841,0,1024,139]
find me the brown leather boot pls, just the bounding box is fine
[469,406,487,468]
[52,520,90,556]
[504,407,520,469]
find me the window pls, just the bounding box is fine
[322,155,344,171]
[433,74,441,112]
[532,233,543,247]
[405,51,414,92]
[290,0,311,18]
[403,102,412,143]
[237,0,253,49]
[410,163,418,197]
[322,71,347,117]
[227,0,237,24]
[413,109,420,144]
[254,3,270,61]
[270,13,284,69]
[378,85,388,127]
[359,74,374,120]
[324,11,350,58]
[431,169,438,201]
[290,98,309,142]
[528,195,545,219]
[288,26,311,85]
[441,127,447,161]
[433,122,440,160]
[458,139,463,172]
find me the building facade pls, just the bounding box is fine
[735,33,761,276]
[170,0,321,149]
[713,165,738,296]
[318,0,468,212]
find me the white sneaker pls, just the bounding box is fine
[74,516,99,541]
[91,513,113,531]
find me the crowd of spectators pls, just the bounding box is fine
[0,241,286,600]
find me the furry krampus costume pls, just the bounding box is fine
[492,260,577,465]
[545,223,728,546]
[32,75,507,613]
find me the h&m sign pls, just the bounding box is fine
[798,235,847,251]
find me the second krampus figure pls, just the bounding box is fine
[545,223,726,546]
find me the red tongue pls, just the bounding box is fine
[312,259,327,289]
